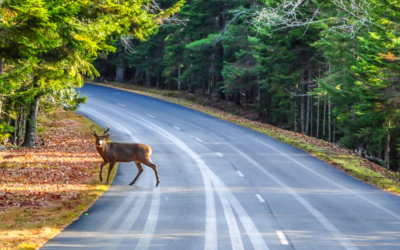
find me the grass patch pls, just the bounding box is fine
[87,81,400,195]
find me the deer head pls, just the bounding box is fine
[91,124,110,147]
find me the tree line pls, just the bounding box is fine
[0,0,183,147]
[96,0,400,171]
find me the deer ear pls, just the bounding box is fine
[104,134,110,139]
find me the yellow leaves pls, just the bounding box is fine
[378,52,400,61]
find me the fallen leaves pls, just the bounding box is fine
[0,111,113,250]
[0,116,101,211]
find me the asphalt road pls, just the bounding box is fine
[42,84,400,250]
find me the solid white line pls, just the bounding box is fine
[236,171,244,177]
[255,194,265,203]
[173,126,181,130]
[276,231,289,245]
[122,114,218,250]
[252,138,400,221]
[118,103,126,107]
[135,187,160,250]
[216,188,244,250]
[147,114,155,118]
[230,145,358,250]
[209,171,269,250]
[195,138,202,142]
[216,152,223,157]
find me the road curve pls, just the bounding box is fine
[42,83,400,250]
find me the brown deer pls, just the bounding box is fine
[90,124,160,186]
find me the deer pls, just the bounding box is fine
[90,124,160,186]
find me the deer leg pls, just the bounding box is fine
[99,161,108,182]
[129,162,144,185]
[104,162,116,185]
[143,160,160,187]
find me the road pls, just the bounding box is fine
[42,83,400,250]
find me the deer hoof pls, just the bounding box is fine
[104,182,109,185]
[156,182,160,187]
[129,182,135,185]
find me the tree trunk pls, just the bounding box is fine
[116,67,124,82]
[333,123,336,143]
[294,99,298,131]
[134,67,141,84]
[309,65,313,137]
[317,96,320,138]
[245,90,248,110]
[323,95,326,137]
[384,120,391,169]
[157,71,160,89]
[216,11,225,102]
[23,95,40,147]
[208,55,213,100]
[177,63,181,90]
[17,106,23,145]
[234,92,241,106]
[12,118,17,145]
[328,99,331,142]
[301,80,305,134]
[306,93,310,135]
[0,58,4,119]
[146,68,152,88]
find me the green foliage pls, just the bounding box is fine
[0,0,184,146]
[93,0,400,171]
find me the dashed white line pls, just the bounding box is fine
[216,152,223,157]
[147,114,155,118]
[195,138,202,142]
[173,126,181,130]
[255,194,265,203]
[276,231,289,245]
[231,145,358,250]
[236,171,244,177]
[118,103,126,107]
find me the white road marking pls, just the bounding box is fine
[214,182,244,250]
[135,187,160,250]
[195,138,202,142]
[236,171,244,177]
[256,194,265,203]
[173,126,181,130]
[109,189,148,249]
[210,172,269,250]
[87,101,270,250]
[118,103,126,107]
[98,190,140,231]
[252,137,400,221]
[216,152,223,157]
[147,114,155,118]
[80,107,139,142]
[230,145,358,250]
[276,231,289,245]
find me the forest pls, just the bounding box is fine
[1,0,400,171]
